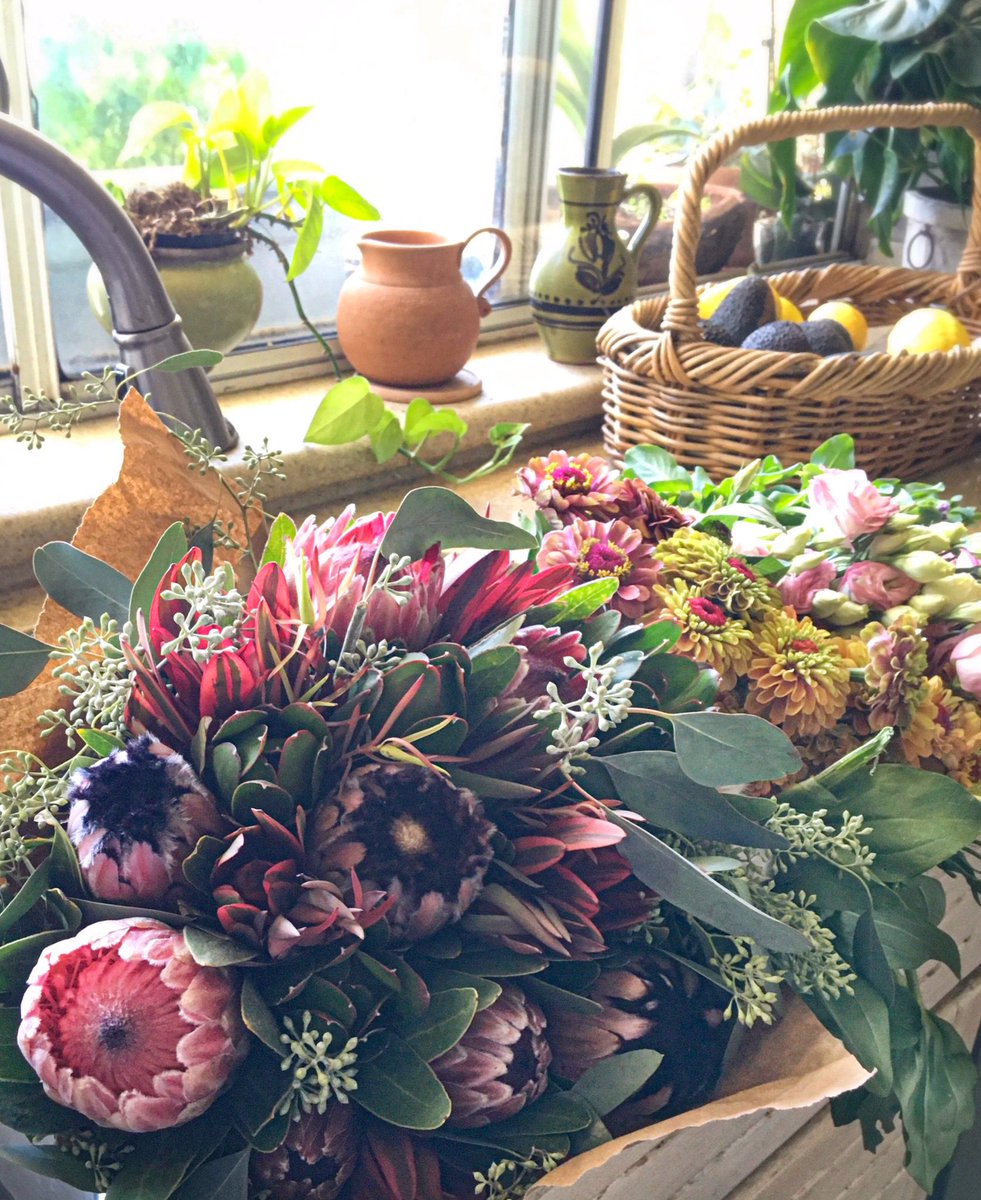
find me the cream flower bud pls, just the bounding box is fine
[810,589,869,625]
[789,548,831,574]
[890,551,956,583]
[883,512,919,532]
[948,600,981,623]
[908,591,950,617]
[932,521,967,546]
[771,526,814,558]
[882,604,921,626]
[868,531,911,557]
[917,574,981,611]
[897,525,952,554]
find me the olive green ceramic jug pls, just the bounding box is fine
[529,168,661,364]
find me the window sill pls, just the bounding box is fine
[0,337,604,625]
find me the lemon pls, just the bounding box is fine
[887,307,972,355]
[698,277,801,322]
[775,294,803,322]
[697,279,739,319]
[809,301,868,351]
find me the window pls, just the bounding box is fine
[0,0,795,402]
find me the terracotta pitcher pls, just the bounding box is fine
[336,227,512,388]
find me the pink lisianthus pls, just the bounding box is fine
[808,469,899,542]
[17,918,248,1133]
[840,561,920,609]
[778,559,837,613]
[950,626,981,699]
[537,518,661,619]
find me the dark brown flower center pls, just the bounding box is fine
[578,537,630,580]
[98,1014,135,1053]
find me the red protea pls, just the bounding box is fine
[462,801,656,957]
[311,763,495,942]
[210,808,391,959]
[435,549,576,644]
[17,918,248,1133]
[250,1103,359,1199]
[431,984,551,1127]
[67,735,222,907]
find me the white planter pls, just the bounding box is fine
[902,186,970,273]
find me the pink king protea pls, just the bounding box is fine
[18,918,249,1133]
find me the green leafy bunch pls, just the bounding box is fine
[768,0,981,251]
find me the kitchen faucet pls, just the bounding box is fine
[0,111,236,450]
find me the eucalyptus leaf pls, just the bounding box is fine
[671,711,801,786]
[33,542,132,626]
[129,522,189,624]
[600,750,788,849]
[891,1008,977,1193]
[818,763,981,881]
[170,1150,250,1200]
[0,625,55,698]
[571,1048,664,1117]
[0,858,50,939]
[356,1033,451,1129]
[400,988,478,1062]
[612,817,810,953]
[381,487,537,560]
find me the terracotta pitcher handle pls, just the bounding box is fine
[462,226,513,317]
[621,184,662,260]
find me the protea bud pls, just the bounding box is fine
[17,917,248,1133]
[431,984,551,1127]
[250,1104,359,1199]
[545,953,731,1131]
[67,735,222,906]
[313,764,494,942]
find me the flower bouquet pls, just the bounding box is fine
[0,395,979,1200]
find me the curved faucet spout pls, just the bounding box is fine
[0,112,236,450]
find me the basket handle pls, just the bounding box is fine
[664,102,981,341]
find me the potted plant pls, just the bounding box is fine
[87,71,379,370]
[767,0,981,266]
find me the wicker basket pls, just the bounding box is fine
[599,102,981,479]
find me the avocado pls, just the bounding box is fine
[702,276,776,346]
[741,320,810,352]
[801,318,853,355]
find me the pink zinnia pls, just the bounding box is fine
[537,518,661,618]
[18,918,248,1133]
[515,450,619,519]
[808,469,899,543]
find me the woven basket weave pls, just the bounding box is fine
[598,102,981,479]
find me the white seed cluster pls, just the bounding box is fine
[39,614,135,746]
[278,1011,359,1116]
[473,1149,565,1198]
[537,644,634,771]
[158,560,246,662]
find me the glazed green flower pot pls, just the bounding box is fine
[529,168,661,364]
[87,236,263,359]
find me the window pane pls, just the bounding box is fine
[23,1,511,373]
